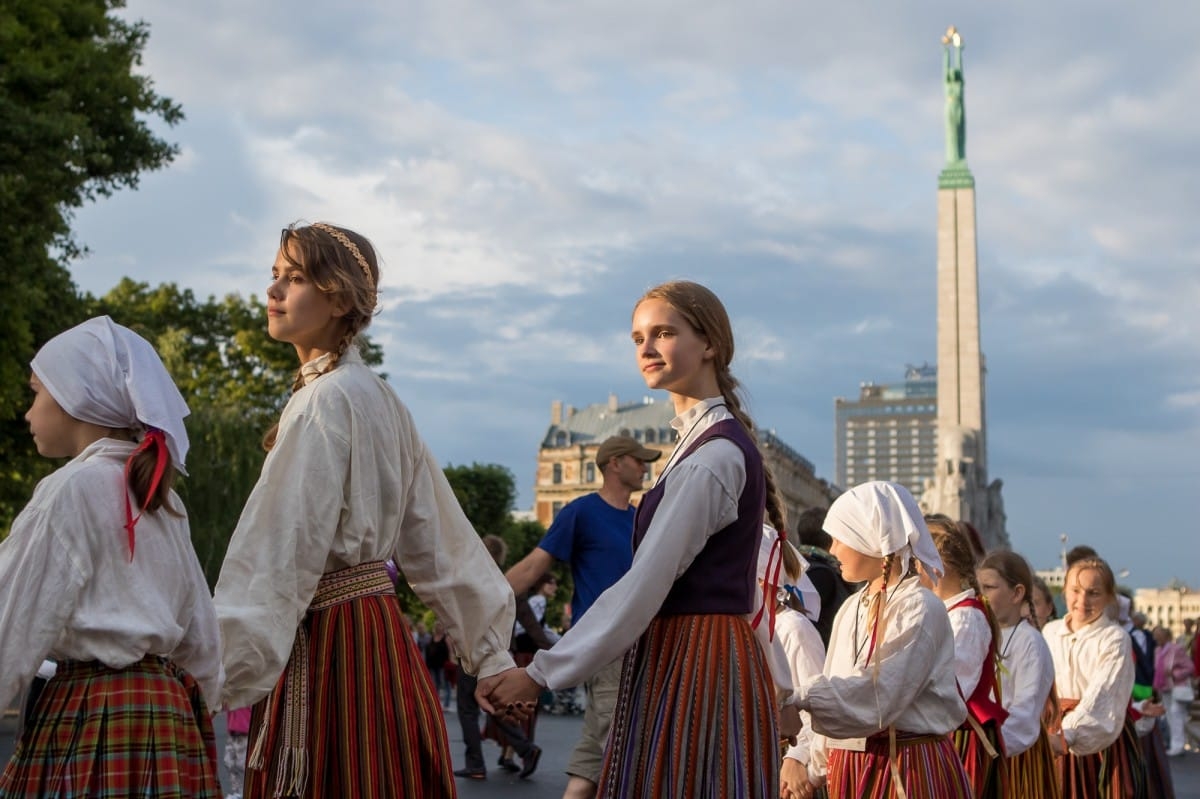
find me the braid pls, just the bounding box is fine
[1025,594,1041,631]
[881,551,895,588]
[715,368,787,535]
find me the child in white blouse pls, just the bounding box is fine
[0,316,222,797]
[791,481,972,799]
[977,549,1061,799]
[1043,556,1148,799]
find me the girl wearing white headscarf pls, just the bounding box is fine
[789,481,970,799]
[0,316,222,797]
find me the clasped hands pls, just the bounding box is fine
[475,667,542,722]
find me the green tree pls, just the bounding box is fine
[0,0,182,524]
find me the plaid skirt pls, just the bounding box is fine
[0,656,221,798]
[1060,715,1148,799]
[951,718,1007,799]
[1005,727,1061,799]
[827,732,973,799]
[598,613,779,798]
[244,562,454,798]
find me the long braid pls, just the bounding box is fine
[715,368,787,535]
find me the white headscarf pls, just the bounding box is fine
[823,481,943,584]
[31,316,190,472]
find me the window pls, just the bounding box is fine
[645,428,656,443]
[552,501,563,520]
[585,463,596,483]
[552,463,562,484]
[555,430,567,446]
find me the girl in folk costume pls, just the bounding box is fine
[213,222,517,798]
[792,481,972,799]
[480,280,785,797]
[1043,557,1148,799]
[920,516,1008,799]
[0,316,222,797]
[758,525,829,799]
[976,550,1061,799]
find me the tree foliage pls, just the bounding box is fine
[0,0,181,524]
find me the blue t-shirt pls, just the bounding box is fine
[537,493,634,624]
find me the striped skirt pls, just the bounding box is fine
[244,562,454,798]
[951,718,1007,798]
[1004,727,1061,799]
[827,732,972,799]
[0,656,221,798]
[1059,715,1148,799]
[597,613,779,798]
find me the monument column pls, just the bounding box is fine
[922,26,1008,549]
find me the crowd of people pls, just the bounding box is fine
[0,220,1193,799]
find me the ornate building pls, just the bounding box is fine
[1135,582,1198,639]
[534,395,838,528]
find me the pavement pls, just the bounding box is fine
[5,704,1200,796]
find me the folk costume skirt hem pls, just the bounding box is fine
[244,562,455,798]
[0,655,221,798]
[1004,729,1061,799]
[597,613,779,799]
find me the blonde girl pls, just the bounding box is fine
[1042,557,1148,799]
[0,317,221,797]
[480,280,785,797]
[792,481,971,799]
[921,515,1008,799]
[977,550,1061,799]
[213,222,517,797]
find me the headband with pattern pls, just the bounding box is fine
[309,222,376,291]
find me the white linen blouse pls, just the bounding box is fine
[944,587,991,700]
[796,575,967,745]
[0,438,222,710]
[1042,613,1134,755]
[213,348,515,708]
[997,619,1055,757]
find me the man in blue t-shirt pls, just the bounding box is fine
[506,435,661,799]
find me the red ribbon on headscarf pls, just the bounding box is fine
[751,527,786,641]
[122,428,169,560]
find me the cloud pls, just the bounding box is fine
[66,0,1200,587]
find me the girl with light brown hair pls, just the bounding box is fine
[214,222,517,798]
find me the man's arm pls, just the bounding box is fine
[505,547,556,596]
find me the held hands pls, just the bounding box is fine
[475,667,542,722]
[780,757,812,799]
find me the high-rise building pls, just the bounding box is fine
[534,394,837,527]
[835,365,938,495]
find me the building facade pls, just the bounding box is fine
[534,395,837,527]
[834,365,938,497]
[1135,582,1199,639]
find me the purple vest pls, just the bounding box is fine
[633,418,765,617]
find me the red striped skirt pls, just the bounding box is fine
[951,718,1007,798]
[597,613,779,798]
[827,732,972,799]
[1004,727,1061,799]
[244,562,454,798]
[1059,715,1148,799]
[0,655,221,798]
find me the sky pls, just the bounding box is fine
[67,2,1200,589]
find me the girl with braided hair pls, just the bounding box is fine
[919,515,1008,799]
[791,481,971,799]
[214,222,517,798]
[480,280,786,796]
[976,550,1061,799]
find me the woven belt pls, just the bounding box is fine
[248,561,394,797]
